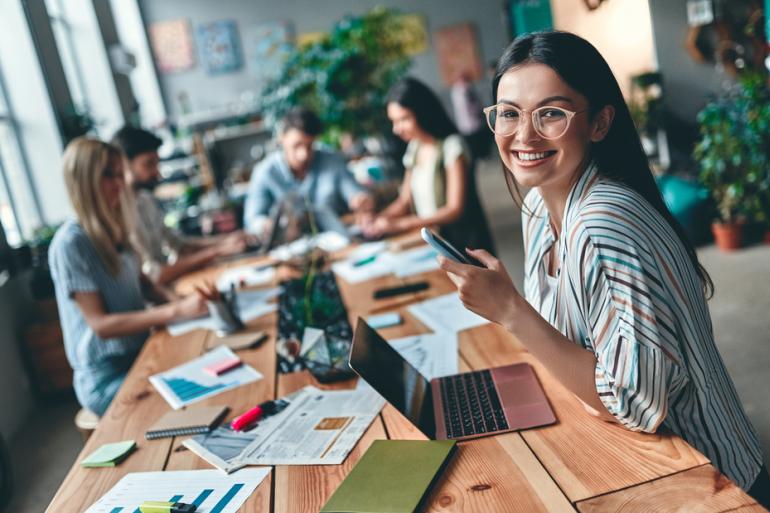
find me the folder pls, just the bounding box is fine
[320,439,456,513]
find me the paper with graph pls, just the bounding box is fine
[84,468,269,513]
[149,346,262,409]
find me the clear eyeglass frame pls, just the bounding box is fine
[482,103,587,140]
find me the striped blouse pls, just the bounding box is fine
[522,162,763,490]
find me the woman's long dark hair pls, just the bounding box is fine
[387,77,458,140]
[494,31,713,298]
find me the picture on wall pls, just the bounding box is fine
[250,21,295,87]
[434,22,483,85]
[148,18,195,74]
[196,20,243,75]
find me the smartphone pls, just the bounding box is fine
[420,228,483,267]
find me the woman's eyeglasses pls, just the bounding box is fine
[483,104,587,140]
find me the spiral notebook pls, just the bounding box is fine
[145,405,229,440]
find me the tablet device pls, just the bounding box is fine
[420,228,482,267]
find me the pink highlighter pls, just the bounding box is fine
[231,399,287,431]
[203,356,242,376]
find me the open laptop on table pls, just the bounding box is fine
[349,319,556,440]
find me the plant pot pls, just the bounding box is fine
[764,230,770,245]
[712,222,744,251]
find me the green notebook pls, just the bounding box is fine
[321,440,456,513]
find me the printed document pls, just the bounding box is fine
[408,292,489,333]
[184,385,385,471]
[389,332,458,379]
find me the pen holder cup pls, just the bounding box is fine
[207,298,243,336]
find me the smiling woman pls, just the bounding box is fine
[437,30,770,504]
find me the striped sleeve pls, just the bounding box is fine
[575,228,681,433]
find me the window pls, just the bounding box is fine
[0,74,40,247]
[44,0,124,139]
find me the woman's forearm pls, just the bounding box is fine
[89,303,181,339]
[502,295,617,422]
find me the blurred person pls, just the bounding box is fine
[450,72,492,160]
[438,31,769,507]
[49,138,211,416]
[242,107,373,236]
[112,126,248,286]
[362,77,495,253]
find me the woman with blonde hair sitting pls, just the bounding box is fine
[49,138,209,416]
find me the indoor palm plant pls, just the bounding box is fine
[694,72,770,250]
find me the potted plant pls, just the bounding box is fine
[259,7,415,147]
[693,72,770,251]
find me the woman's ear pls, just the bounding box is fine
[590,105,615,142]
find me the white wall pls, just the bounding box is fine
[138,0,511,121]
[551,0,657,98]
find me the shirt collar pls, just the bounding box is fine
[562,160,599,235]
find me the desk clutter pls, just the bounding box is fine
[184,384,385,471]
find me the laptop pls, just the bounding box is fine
[349,319,556,440]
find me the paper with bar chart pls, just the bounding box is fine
[149,346,262,409]
[84,468,269,513]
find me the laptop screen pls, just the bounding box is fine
[349,318,436,438]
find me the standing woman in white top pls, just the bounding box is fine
[361,77,495,253]
[437,31,769,504]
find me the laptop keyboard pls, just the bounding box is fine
[439,370,509,438]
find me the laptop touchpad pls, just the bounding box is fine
[497,376,544,407]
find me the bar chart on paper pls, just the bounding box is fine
[84,469,270,513]
[149,346,262,409]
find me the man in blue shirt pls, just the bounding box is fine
[243,107,373,235]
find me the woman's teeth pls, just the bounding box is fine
[517,151,552,161]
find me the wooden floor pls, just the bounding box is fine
[45,242,766,512]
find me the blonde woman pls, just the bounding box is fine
[49,138,208,416]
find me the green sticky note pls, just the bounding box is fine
[80,440,136,467]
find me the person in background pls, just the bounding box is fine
[450,72,492,161]
[111,126,248,286]
[361,77,495,253]
[49,138,211,416]
[438,31,770,507]
[242,107,374,236]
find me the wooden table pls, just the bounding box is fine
[46,240,766,513]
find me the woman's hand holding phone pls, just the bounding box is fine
[438,248,522,330]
